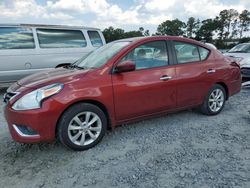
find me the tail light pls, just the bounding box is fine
[224,56,242,68]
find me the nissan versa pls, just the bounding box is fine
[3,36,241,151]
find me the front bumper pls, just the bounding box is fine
[3,98,63,143]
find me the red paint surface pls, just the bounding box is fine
[4,36,241,143]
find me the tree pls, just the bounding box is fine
[123,30,143,38]
[156,19,186,36]
[102,27,148,43]
[102,26,125,43]
[193,19,201,38]
[195,19,218,42]
[231,18,238,39]
[238,9,250,39]
[186,17,200,38]
[139,27,150,36]
[225,9,238,38]
[103,8,250,44]
[216,9,239,40]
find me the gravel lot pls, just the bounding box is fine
[0,86,250,188]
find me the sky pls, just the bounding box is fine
[0,0,250,33]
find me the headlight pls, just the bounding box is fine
[12,83,63,111]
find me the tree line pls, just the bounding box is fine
[102,9,250,48]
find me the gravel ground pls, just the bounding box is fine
[0,86,250,188]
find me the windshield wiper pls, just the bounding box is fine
[228,50,248,53]
[64,64,85,70]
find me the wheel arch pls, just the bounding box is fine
[55,99,112,137]
[216,82,229,100]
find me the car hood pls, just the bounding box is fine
[241,61,250,68]
[17,67,89,89]
[224,52,250,59]
[224,52,250,67]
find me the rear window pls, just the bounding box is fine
[174,41,210,64]
[174,41,200,64]
[37,29,87,48]
[0,27,35,49]
[199,46,209,60]
[87,31,103,47]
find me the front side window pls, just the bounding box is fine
[0,27,35,49]
[88,31,103,47]
[174,41,200,64]
[121,41,168,70]
[37,29,87,48]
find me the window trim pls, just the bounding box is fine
[198,46,211,61]
[0,27,36,50]
[36,28,87,49]
[113,40,171,73]
[171,40,211,65]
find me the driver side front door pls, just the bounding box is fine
[112,40,177,122]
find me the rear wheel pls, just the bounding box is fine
[58,103,107,151]
[200,84,226,115]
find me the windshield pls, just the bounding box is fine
[76,41,131,68]
[228,43,250,53]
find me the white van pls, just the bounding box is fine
[0,24,106,86]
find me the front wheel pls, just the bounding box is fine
[57,103,107,151]
[200,84,226,115]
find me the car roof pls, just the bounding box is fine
[0,23,101,30]
[116,36,212,49]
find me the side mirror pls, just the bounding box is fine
[115,60,136,73]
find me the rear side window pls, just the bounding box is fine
[37,29,87,48]
[87,31,103,47]
[174,41,200,64]
[0,27,35,49]
[199,46,209,60]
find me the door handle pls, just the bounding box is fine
[207,69,216,73]
[160,75,172,81]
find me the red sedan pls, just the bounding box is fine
[3,36,241,151]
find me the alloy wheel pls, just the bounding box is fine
[208,89,224,113]
[67,112,102,146]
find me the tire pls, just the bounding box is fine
[200,84,226,115]
[57,103,107,151]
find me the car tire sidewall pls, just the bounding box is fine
[58,103,107,151]
[202,84,226,115]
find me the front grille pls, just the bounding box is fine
[3,92,18,104]
[241,68,250,75]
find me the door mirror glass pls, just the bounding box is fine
[115,60,136,73]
